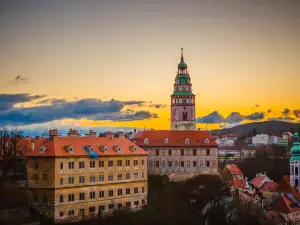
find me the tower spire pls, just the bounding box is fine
[181,48,184,61]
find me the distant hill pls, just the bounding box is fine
[210,121,300,136]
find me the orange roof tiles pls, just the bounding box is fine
[25,136,147,157]
[133,130,217,147]
[260,182,278,191]
[277,175,300,201]
[232,179,247,189]
[250,175,270,188]
[226,164,243,175]
[273,194,300,213]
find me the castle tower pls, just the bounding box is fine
[171,48,196,130]
[290,132,300,192]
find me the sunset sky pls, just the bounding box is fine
[0,0,299,136]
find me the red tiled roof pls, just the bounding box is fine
[260,182,278,191]
[226,164,243,175]
[232,179,247,189]
[273,194,300,213]
[251,176,269,188]
[277,175,300,201]
[25,136,147,157]
[133,130,217,147]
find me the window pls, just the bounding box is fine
[34,161,38,170]
[183,112,188,121]
[89,206,95,213]
[134,187,138,194]
[60,211,64,217]
[118,189,122,196]
[79,208,85,215]
[118,203,122,209]
[206,149,210,156]
[296,167,299,176]
[99,175,104,182]
[162,160,165,167]
[90,191,95,199]
[79,192,85,200]
[185,138,189,144]
[98,205,105,213]
[109,204,114,209]
[90,161,95,168]
[193,149,197,156]
[206,161,210,167]
[180,161,184,167]
[296,179,299,186]
[79,176,85,184]
[126,188,131,195]
[155,161,159,167]
[60,195,64,203]
[134,160,138,166]
[60,162,63,170]
[168,161,172,167]
[134,172,138,179]
[90,175,96,183]
[117,174,122,180]
[99,160,104,167]
[108,160,113,167]
[142,187,145,193]
[126,160,130,166]
[68,194,74,202]
[117,160,122,167]
[165,138,168,144]
[126,172,130,180]
[193,161,197,167]
[79,161,85,169]
[181,149,184,155]
[142,160,144,165]
[168,150,172,156]
[68,177,74,184]
[126,202,131,207]
[156,150,159,156]
[134,201,139,206]
[108,174,114,181]
[68,162,74,169]
[99,190,104,198]
[60,178,64,185]
[68,209,74,216]
[109,190,114,197]
[142,172,145,179]
[42,195,48,203]
[144,138,148,144]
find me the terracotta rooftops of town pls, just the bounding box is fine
[273,194,300,213]
[133,130,217,147]
[276,175,300,201]
[232,179,247,189]
[24,136,147,157]
[226,164,243,175]
[259,182,278,192]
[250,174,270,188]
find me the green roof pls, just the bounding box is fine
[178,61,187,69]
[175,74,190,85]
[171,91,195,96]
[291,143,300,152]
[290,156,300,162]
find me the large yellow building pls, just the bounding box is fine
[25,129,148,222]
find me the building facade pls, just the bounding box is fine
[25,130,148,222]
[252,134,269,146]
[132,130,218,175]
[171,48,196,130]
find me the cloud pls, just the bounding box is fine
[122,100,145,106]
[197,111,265,124]
[37,98,67,105]
[293,109,300,118]
[196,111,224,123]
[8,75,29,85]
[268,117,295,122]
[0,97,158,126]
[0,93,45,111]
[253,104,259,109]
[267,109,272,114]
[148,104,167,108]
[282,108,291,116]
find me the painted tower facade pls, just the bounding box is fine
[171,48,196,130]
[290,132,300,192]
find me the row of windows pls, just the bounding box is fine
[59,200,144,217]
[150,160,216,168]
[153,149,211,156]
[59,187,145,202]
[60,172,145,185]
[60,159,144,170]
[172,98,193,104]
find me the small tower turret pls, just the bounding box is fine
[290,132,300,192]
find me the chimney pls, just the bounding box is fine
[31,140,35,151]
[134,129,137,133]
[49,129,58,139]
[36,136,39,140]
[67,129,80,137]
[118,132,125,138]
[86,130,97,137]
[104,132,114,139]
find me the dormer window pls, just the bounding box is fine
[130,146,137,152]
[64,145,73,154]
[90,146,94,152]
[204,138,209,144]
[99,146,108,153]
[164,138,168,144]
[185,138,189,144]
[144,138,148,144]
[39,146,47,153]
[114,146,121,152]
